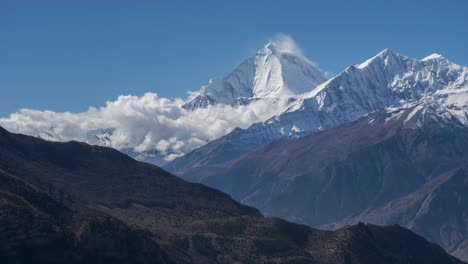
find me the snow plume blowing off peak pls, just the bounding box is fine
[265,34,305,57]
[263,34,322,69]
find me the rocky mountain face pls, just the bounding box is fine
[165,103,468,261]
[166,49,468,175]
[333,166,468,262]
[0,126,464,264]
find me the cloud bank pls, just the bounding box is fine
[0,93,287,162]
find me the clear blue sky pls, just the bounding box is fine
[1,0,467,116]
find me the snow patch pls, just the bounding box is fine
[421,53,443,61]
[404,105,424,124]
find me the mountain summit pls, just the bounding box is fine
[183,35,327,110]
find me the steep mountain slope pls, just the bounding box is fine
[166,103,468,260]
[166,49,468,175]
[0,126,259,218]
[0,126,464,264]
[183,39,327,110]
[333,166,468,261]
[0,169,173,264]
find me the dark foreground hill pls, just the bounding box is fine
[0,126,464,264]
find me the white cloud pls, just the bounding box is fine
[0,93,287,162]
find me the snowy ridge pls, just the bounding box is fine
[238,49,468,145]
[382,99,466,130]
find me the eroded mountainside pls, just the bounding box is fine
[0,126,464,264]
[167,103,468,261]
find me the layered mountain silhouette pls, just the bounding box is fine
[166,101,468,261]
[0,126,464,264]
[2,35,468,262]
[163,48,468,261]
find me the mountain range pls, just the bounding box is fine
[6,39,467,168]
[166,48,468,175]
[161,44,468,261]
[167,101,468,259]
[2,37,468,261]
[1,126,462,263]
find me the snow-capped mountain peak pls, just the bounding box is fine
[356,48,399,69]
[252,38,327,99]
[354,49,414,77]
[183,36,327,110]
